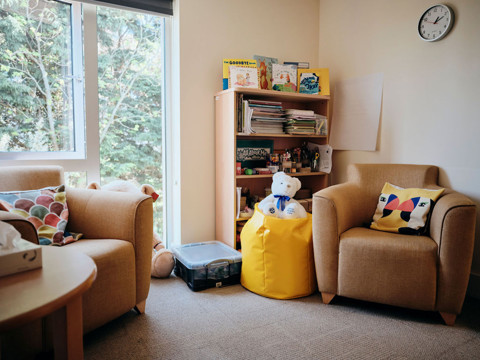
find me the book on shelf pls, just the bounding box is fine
[284,109,315,116]
[229,66,259,89]
[272,64,297,93]
[297,68,330,95]
[237,99,286,135]
[253,55,278,90]
[283,61,310,69]
[222,58,257,90]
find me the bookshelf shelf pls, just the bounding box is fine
[236,172,326,179]
[215,88,331,249]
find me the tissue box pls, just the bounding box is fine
[0,239,42,277]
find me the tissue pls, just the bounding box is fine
[0,221,42,277]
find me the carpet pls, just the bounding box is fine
[84,276,480,360]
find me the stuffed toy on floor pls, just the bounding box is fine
[87,180,175,278]
[258,172,307,219]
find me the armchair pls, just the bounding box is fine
[312,164,476,325]
[0,166,152,333]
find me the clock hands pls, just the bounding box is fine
[434,16,444,24]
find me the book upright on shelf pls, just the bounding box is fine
[222,59,257,90]
[229,66,259,89]
[272,64,297,93]
[297,68,330,95]
[253,55,278,90]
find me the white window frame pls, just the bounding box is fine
[0,2,86,161]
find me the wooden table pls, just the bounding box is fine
[0,246,97,359]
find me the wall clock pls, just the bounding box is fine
[418,4,454,41]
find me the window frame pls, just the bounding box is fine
[0,1,86,161]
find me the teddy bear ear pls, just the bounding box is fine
[87,182,101,190]
[140,184,155,195]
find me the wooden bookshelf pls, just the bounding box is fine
[215,87,331,249]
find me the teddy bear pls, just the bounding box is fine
[87,180,175,278]
[257,172,307,219]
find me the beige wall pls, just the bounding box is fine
[176,0,320,244]
[318,0,480,296]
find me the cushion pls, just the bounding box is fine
[370,182,444,235]
[0,185,81,245]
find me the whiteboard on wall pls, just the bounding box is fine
[329,73,384,151]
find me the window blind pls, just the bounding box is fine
[78,0,173,16]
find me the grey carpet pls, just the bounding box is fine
[84,276,480,360]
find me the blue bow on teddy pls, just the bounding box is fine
[274,195,290,211]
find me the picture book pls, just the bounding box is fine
[222,59,257,90]
[236,139,274,168]
[229,66,259,89]
[271,64,297,93]
[253,55,278,90]
[297,68,330,95]
[284,61,309,69]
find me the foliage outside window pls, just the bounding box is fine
[0,0,165,237]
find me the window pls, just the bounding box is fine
[0,0,168,239]
[0,0,84,158]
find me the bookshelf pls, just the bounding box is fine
[215,87,331,249]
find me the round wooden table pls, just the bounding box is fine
[0,246,97,359]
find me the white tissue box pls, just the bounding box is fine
[0,239,42,277]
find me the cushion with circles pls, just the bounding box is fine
[0,185,81,245]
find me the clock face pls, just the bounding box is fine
[418,4,454,41]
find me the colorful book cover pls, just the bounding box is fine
[222,59,257,90]
[271,64,297,93]
[229,66,259,89]
[297,68,330,95]
[253,55,278,90]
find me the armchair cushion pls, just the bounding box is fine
[0,185,81,245]
[370,182,444,235]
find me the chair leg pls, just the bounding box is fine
[321,292,335,305]
[439,312,456,326]
[134,300,146,314]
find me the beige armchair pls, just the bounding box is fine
[312,164,476,325]
[0,166,152,337]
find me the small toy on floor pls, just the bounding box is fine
[257,172,307,219]
[87,180,175,278]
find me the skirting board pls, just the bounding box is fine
[467,272,480,299]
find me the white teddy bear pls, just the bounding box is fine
[258,172,307,219]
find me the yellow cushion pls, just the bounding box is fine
[370,182,444,235]
[240,204,316,299]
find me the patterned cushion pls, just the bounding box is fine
[370,182,444,235]
[0,185,81,245]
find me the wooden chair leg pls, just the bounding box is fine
[321,292,335,305]
[439,312,456,326]
[134,300,146,314]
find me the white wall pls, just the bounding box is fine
[318,0,480,297]
[176,0,320,244]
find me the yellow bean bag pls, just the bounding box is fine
[240,204,316,299]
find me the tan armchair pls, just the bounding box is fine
[0,166,152,333]
[312,164,476,325]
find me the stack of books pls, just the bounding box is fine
[249,100,285,134]
[284,109,317,135]
[238,98,286,134]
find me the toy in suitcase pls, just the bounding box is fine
[172,241,242,291]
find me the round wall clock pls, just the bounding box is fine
[418,4,454,41]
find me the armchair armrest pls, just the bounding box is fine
[0,211,39,244]
[429,190,476,314]
[65,188,153,303]
[312,182,374,293]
